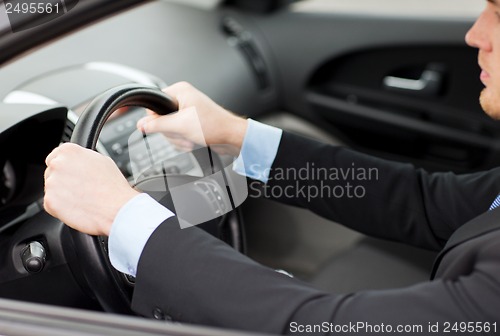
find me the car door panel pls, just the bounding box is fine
[307,45,498,172]
[248,7,493,172]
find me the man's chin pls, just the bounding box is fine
[480,89,500,120]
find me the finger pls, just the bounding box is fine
[144,107,168,118]
[43,166,52,182]
[137,115,159,131]
[47,143,88,168]
[143,99,178,118]
[140,84,183,118]
[60,142,88,155]
[45,146,61,166]
[140,112,186,135]
[162,82,193,101]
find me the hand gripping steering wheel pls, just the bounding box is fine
[68,84,243,313]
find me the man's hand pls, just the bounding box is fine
[138,82,248,156]
[44,143,139,236]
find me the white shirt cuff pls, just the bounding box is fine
[108,193,174,276]
[233,119,283,184]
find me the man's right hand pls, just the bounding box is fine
[138,82,248,156]
[44,143,140,237]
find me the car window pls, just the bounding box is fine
[161,0,223,10]
[292,0,484,19]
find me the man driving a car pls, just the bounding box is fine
[43,1,500,334]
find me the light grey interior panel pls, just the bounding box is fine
[0,1,279,117]
[246,10,476,115]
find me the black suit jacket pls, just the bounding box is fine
[131,132,500,335]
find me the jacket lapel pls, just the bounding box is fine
[431,207,500,279]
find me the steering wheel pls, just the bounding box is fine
[67,84,243,313]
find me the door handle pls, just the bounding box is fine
[383,64,444,96]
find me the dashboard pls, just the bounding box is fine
[0,0,270,310]
[0,0,278,190]
[0,1,278,116]
[0,104,66,232]
[0,85,241,309]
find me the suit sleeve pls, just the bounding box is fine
[259,132,500,250]
[131,218,500,335]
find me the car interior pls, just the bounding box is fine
[0,0,492,334]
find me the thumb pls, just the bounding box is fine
[137,115,157,132]
[137,107,205,145]
[137,112,185,136]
